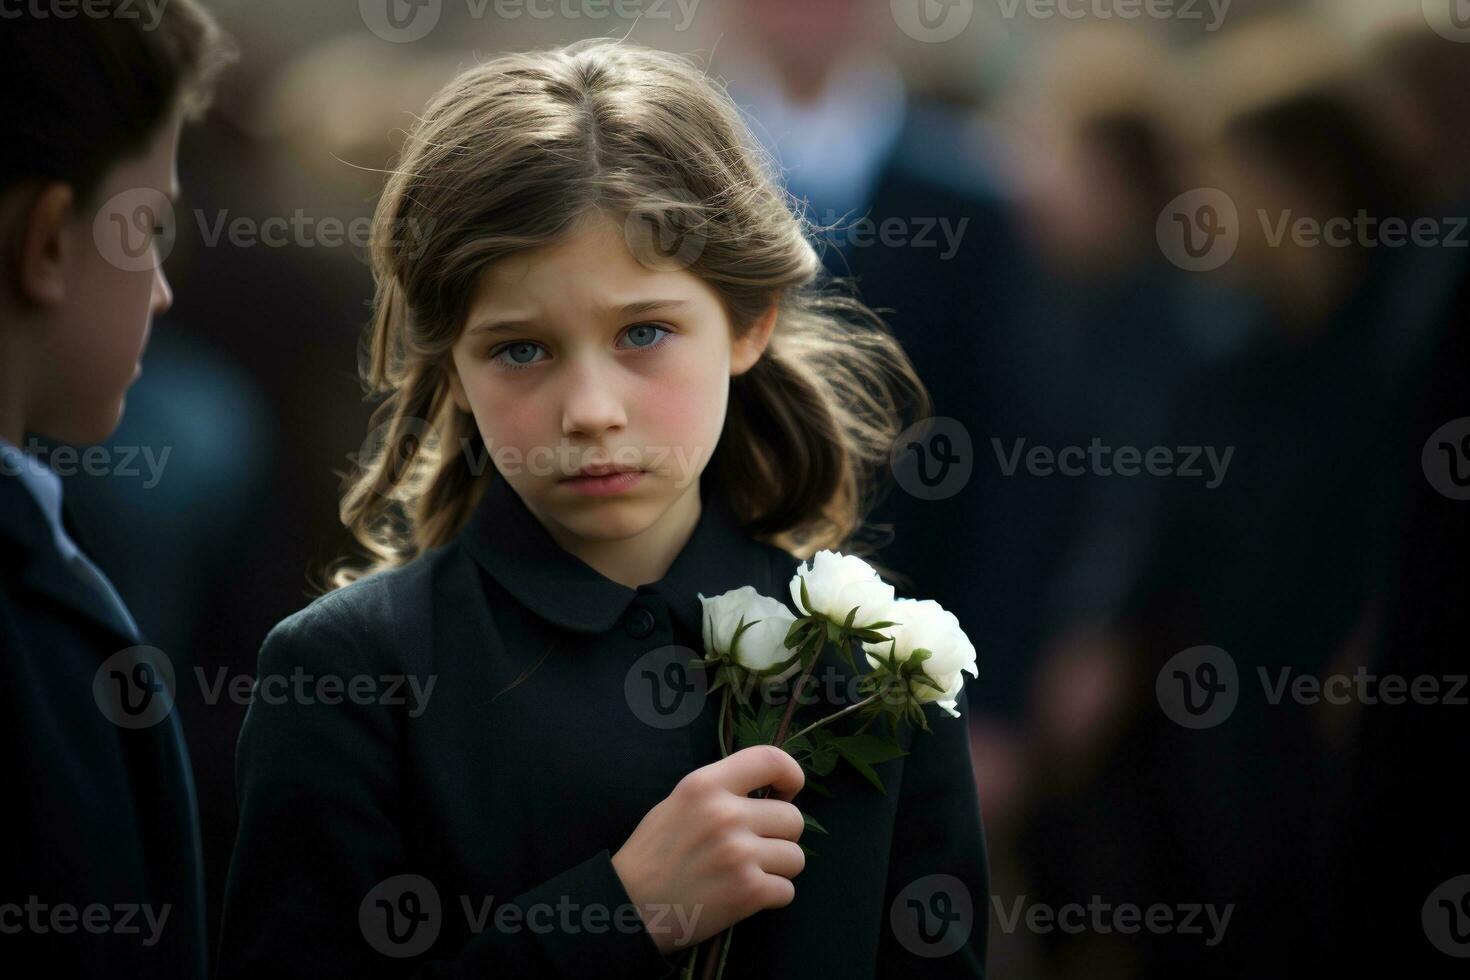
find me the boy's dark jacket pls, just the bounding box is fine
[0,470,209,978]
[217,469,989,978]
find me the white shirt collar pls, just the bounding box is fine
[0,435,80,564]
[731,51,907,220]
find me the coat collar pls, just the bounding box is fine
[1,470,143,647]
[460,470,796,640]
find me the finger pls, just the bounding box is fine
[713,745,805,801]
[753,837,806,880]
[738,798,805,842]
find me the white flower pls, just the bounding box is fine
[698,586,800,680]
[861,597,978,717]
[788,550,896,629]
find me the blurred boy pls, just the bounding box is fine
[0,4,232,975]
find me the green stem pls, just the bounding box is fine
[714,919,734,980]
[783,691,883,747]
[716,685,732,759]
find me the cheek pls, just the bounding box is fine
[639,353,728,450]
[63,263,154,379]
[463,377,545,451]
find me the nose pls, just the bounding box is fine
[151,260,173,316]
[560,355,628,440]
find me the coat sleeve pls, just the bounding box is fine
[215,599,679,980]
[873,682,990,977]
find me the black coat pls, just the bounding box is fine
[217,471,989,978]
[0,470,208,978]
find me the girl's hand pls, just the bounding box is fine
[610,745,807,956]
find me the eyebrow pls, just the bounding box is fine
[467,299,688,336]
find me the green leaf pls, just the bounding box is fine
[807,743,838,776]
[801,810,830,836]
[798,842,820,859]
[830,734,908,765]
[831,739,889,794]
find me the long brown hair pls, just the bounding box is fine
[330,38,930,589]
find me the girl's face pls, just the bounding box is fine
[447,210,774,549]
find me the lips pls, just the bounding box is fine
[564,464,645,481]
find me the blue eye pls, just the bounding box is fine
[619,323,671,350]
[488,324,671,371]
[491,341,546,370]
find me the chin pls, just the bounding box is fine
[557,495,657,540]
[40,404,125,447]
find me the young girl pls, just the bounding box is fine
[218,38,988,979]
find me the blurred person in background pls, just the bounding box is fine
[0,4,233,975]
[1328,18,1470,977]
[1021,15,1444,975]
[1000,26,1247,979]
[714,0,1059,854]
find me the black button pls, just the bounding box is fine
[624,605,656,639]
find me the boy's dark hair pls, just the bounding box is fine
[0,0,235,207]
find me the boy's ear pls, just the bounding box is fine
[730,297,780,377]
[17,183,76,307]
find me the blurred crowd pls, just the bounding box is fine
[55,1,1470,975]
